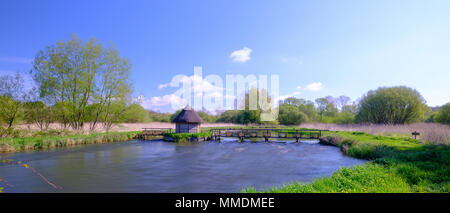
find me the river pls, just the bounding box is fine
[0,138,365,192]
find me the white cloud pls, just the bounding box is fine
[157,83,169,90]
[304,82,323,91]
[278,91,301,102]
[140,94,185,109]
[229,47,252,63]
[142,74,227,111]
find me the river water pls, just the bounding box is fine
[0,138,365,192]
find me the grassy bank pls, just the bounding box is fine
[240,131,449,193]
[0,131,140,153]
[163,132,212,142]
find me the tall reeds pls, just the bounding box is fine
[299,123,450,144]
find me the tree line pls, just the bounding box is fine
[133,86,448,126]
[1,36,448,136]
[0,35,134,135]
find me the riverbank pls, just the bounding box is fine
[0,131,140,153]
[15,122,241,134]
[240,131,449,193]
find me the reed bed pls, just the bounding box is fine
[299,123,450,144]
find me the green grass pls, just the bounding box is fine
[0,131,140,153]
[240,130,450,193]
[163,132,212,142]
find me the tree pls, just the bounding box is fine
[197,111,218,123]
[122,104,151,123]
[148,110,172,122]
[355,86,429,124]
[236,110,260,124]
[31,34,132,130]
[0,73,28,129]
[23,101,55,130]
[315,97,338,119]
[278,105,308,125]
[434,103,450,124]
[336,95,351,111]
[216,110,240,123]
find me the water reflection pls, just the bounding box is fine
[0,139,366,192]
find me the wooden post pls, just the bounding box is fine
[412,131,420,139]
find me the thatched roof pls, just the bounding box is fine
[172,106,204,123]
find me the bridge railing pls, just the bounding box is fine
[210,128,327,139]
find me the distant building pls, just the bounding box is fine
[172,106,204,133]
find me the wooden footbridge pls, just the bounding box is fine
[210,128,327,142]
[137,127,327,142]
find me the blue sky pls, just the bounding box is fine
[1,0,449,112]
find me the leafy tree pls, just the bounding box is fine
[197,111,218,123]
[23,101,55,130]
[236,110,260,124]
[216,110,240,123]
[122,104,151,123]
[332,111,355,124]
[31,34,132,130]
[434,102,450,124]
[0,73,28,129]
[148,110,172,122]
[315,97,338,120]
[103,100,128,131]
[336,95,351,111]
[278,105,308,125]
[355,86,429,124]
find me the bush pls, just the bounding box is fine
[355,86,429,124]
[163,132,212,142]
[278,105,308,125]
[434,103,450,125]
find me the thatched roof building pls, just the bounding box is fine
[172,106,203,133]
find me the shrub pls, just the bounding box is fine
[355,86,429,124]
[434,103,450,125]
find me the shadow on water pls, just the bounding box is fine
[0,138,366,192]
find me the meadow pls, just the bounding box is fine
[240,130,449,193]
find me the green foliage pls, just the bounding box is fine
[163,132,212,142]
[315,97,338,118]
[236,110,260,124]
[122,104,151,123]
[197,111,218,123]
[278,105,308,125]
[0,131,139,152]
[355,86,429,124]
[0,72,28,129]
[23,101,55,130]
[147,110,172,122]
[241,131,450,193]
[0,96,22,129]
[216,110,240,123]
[31,34,132,130]
[241,163,411,193]
[434,102,450,125]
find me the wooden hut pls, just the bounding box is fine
[172,106,204,133]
